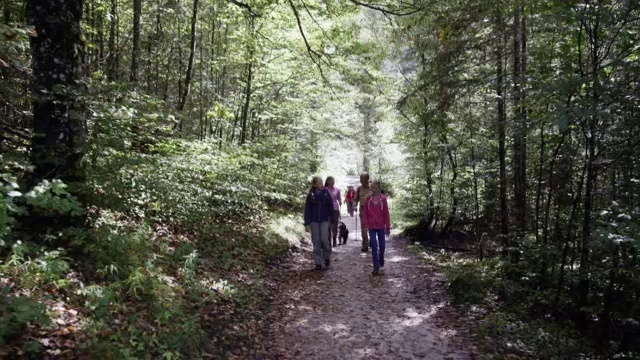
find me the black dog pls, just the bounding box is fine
[338,222,349,245]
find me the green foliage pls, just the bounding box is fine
[594,203,640,248]
[23,180,83,217]
[0,291,49,346]
[477,311,591,359]
[415,245,597,359]
[2,242,71,291]
[446,259,500,305]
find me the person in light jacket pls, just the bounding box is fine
[304,176,334,270]
[362,181,391,275]
[354,172,372,252]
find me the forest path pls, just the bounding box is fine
[256,177,476,360]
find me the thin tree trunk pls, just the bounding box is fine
[543,130,569,244]
[441,136,458,234]
[97,4,104,68]
[107,0,118,81]
[218,24,228,99]
[555,157,587,309]
[471,142,481,259]
[579,12,601,309]
[198,29,204,139]
[535,123,544,242]
[154,11,162,95]
[495,7,509,246]
[130,0,141,83]
[240,58,252,144]
[178,0,200,112]
[3,0,10,24]
[601,244,619,343]
[177,43,183,123]
[513,0,527,234]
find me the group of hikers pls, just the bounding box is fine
[303,173,391,276]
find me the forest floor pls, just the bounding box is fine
[253,179,477,360]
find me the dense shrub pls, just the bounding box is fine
[0,83,315,357]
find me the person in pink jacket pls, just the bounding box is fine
[362,181,391,275]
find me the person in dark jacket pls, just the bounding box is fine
[304,176,334,270]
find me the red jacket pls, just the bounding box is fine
[363,194,390,231]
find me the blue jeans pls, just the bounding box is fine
[369,228,385,272]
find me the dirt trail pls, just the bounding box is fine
[258,178,475,360]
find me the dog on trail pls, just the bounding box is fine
[338,222,349,245]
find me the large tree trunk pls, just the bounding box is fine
[178,0,200,112]
[27,0,86,185]
[130,0,141,83]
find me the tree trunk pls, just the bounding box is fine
[178,0,200,112]
[535,123,544,242]
[579,11,601,309]
[154,11,162,95]
[471,142,481,258]
[198,29,204,140]
[513,0,527,234]
[130,0,141,83]
[363,104,372,172]
[495,7,509,245]
[107,0,118,81]
[240,61,252,144]
[3,0,10,24]
[601,244,619,343]
[27,0,86,185]
[542,114,570,244]
[97,4,104,69]
[441,136,458,234]
[554,153,587,309]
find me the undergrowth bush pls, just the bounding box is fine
[446,258,500,305]
[411,244,599,359]
[476,311,590,359]
[0,291,49,346]
[0,83,314,358]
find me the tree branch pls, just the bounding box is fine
[288,0,330,82]
[348,0,422,16]
[226,0,261,17]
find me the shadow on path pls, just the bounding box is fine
[254,177,476,359]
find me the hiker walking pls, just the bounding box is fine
[325,176,342,247]
[353,172,373,252]
[304,176,334,270]
[345,185,356,217]
[362,180,390,276]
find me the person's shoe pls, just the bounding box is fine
[314,264,322,271]
[325,260,331,268]
[361,248,368,252]
[380,259,384,268]
[372,270,379,276]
